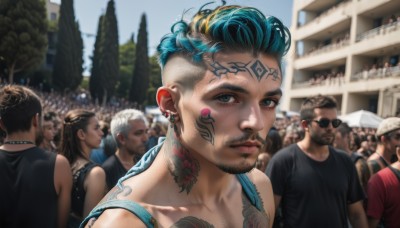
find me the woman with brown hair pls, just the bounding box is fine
[60,109,106,227]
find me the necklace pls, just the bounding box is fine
[4,141,34,145]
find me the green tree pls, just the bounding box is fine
[98,0,119,105]
[129,13,149,105]
[52,0,83,92]
[89,15,104,103]
[146,55,162,106]
[0,0,48,84]
[116,34,136,98]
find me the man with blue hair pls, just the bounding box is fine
[81,3,290,227]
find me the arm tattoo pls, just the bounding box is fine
[242,192,269,227]
[106,184,132,200]
[209,60,280,81]
[170,216,214,228]
[195,108,215,145]
[165,129,200,194]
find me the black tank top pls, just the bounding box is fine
[71,162,98,217]
[0,147,58,228]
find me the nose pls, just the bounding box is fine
[240,103,265,132]
[142,133,149,142]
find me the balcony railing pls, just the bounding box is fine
[292,76,345,89]
[298,0,351,28]
[351,66,400,81]
[297,39,349,59]
[356,21,400,42]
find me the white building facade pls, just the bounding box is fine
[281,0,400,117]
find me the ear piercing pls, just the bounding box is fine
[169,114,175,123]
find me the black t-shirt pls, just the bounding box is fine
[102,154,128,190]
[0,147,58,228]
[266,144,365,228]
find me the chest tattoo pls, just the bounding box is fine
[170,216,214,227]
[242,192,269,227]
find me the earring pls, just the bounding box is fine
[162,112,169,118]
[169,114,175,123]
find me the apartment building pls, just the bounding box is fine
[281,0,400,117]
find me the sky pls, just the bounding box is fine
[53,0,293,75]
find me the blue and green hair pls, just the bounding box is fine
[157,3,291,70]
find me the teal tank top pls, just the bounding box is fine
[80,139,264,227]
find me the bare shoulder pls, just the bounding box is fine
[55,154,71,170]
[246,168,274,223]
[87,166,106,179]
[54,154,72,179]
[247,168,272,190]
[85,208,147,228]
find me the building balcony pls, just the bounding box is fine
[356,21,400,42]
[357,0,400,17]
[296,1,351,40]
[297,0,337,11]
[351,65,400,82]
[297,39,349,59]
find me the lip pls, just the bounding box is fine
[231,141,262,147]
[230,141,262,154]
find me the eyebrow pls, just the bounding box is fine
[211,83,282,97]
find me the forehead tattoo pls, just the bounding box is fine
[209,59,280,82]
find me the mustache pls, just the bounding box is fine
[225,132,266,147]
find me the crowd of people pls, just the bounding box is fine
[1,2,399,228]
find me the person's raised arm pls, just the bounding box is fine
[54,154,73,228]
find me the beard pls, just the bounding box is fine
[310,130,335,146]
[216,160,256,174]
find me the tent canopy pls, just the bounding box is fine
[339,110,383,128]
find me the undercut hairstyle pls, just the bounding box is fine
[60,109,96,164]
[110,109,148,148]
[157,3,291,71]
[300,95,338,121]
[0,85,42,134]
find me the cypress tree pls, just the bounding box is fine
[117,35,136,98]
[98,0,119,104]
[72,21,84,88]
[89,15,104,104]
[0,0,48,84]
[52,0,83,92]
[129,13,149,105]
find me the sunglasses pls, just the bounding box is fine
[312,118,342,128]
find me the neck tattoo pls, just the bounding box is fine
[4,140,35,145]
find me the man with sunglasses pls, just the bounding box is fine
[266,95,367,228]
[367,117,400,176]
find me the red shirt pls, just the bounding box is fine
[367,166,400,228]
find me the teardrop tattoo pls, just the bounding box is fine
[195,108,215,145]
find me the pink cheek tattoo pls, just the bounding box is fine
[195,108,215,145]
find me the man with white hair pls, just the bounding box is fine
[102,109,148,190]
